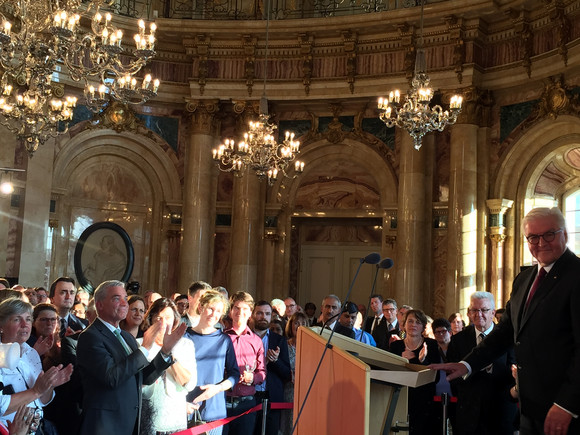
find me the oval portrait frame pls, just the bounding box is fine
[74,222,134,292]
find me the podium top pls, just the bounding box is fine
[312,326,437,388]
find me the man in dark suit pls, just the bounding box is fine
[49,277,88,337]
[447,291,517,435]
[433,207,580,435]
[252,301,292,435]
[77,280,185,435]
[363,294,388,348]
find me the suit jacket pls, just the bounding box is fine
[77,318,172,435]
[465,249,580,423]
[263,332,291,402]
[43,333,83,435]
[447,324,517,434]
[69,313,88,330]
[363,316,390,350]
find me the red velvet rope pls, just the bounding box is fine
[174,402,294,435]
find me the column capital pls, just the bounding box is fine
[489,232,507,245]
[451,87,494,127]
[185,99,221,135]
[486,198,514,216]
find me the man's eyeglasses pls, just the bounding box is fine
[525,229,563,245]
[434,329,450,335]
[176,302,189,307]
[468,308,492,315]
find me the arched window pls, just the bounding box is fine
[564,189,580,255]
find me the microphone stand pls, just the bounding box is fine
[292,253,379,434]
[360,264,381,342]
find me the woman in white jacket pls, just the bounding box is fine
[140,298,197,435]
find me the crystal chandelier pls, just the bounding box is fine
[0,0,160,156]
[212,0,304,186]
[378,0,462,150]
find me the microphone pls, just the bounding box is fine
[361,252,381,265]
[378,258,394,270]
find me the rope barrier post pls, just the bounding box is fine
[261,397,269,435]
[441,393,449,435]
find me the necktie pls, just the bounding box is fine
[526,267,547,308]
[387,323,393,331]
[477,332,485,345]
[59,318,66,337]
[113,329,132,355]
[372,317,379,333]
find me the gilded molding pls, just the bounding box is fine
[529,75,580,121]
[185,99,221,135]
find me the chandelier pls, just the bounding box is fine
[378,0,462,150]
[0,0,160,156]
[212,0,304,186]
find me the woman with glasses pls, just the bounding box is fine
[0,298,73,431]
[140,298,197,435]
[390,309,441,435]
[120,295,145,339]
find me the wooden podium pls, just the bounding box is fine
[293,327,436,435]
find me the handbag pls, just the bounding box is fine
[187,409,208,434]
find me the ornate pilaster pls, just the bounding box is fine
[242,35,257,97]
[299,33,314,96]
[445,15,465,84]
[510,9,533,78]
[342,31,357,94]
[486,199,514,308]
[549,2,571,66]
[179,100,221,290]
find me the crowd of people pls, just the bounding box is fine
[0,206,577,435]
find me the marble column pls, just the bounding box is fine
[230,167,264,294]
[445,112,479,316]
[445,89,493,315]
[394,133,433,309]
[19,141,56,285]
[179,100,220,291]
[229,101,265,295]
[486,199,514,308]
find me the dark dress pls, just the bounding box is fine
[390,337,441,435]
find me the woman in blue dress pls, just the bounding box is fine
[186,290,239,435]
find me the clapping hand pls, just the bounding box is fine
[33,334,54,356]
[418,342,428,363]
[161,321,187,355]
